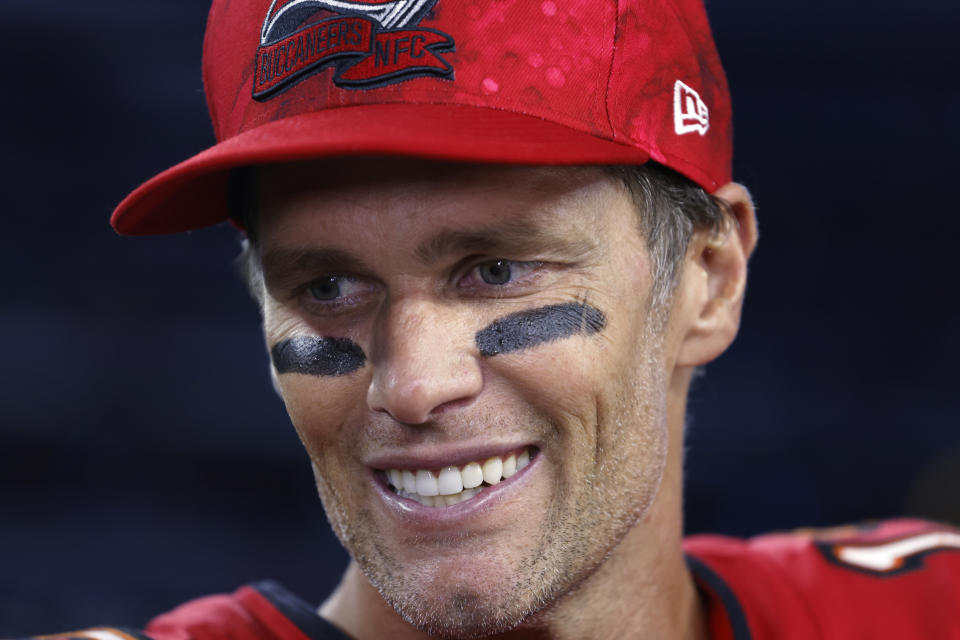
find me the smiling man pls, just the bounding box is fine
[37,0,960,639]
[242,159,751,639]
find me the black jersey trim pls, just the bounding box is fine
[250,580,351,640]
[686,556,753,640]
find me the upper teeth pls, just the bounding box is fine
[385,448,532,508]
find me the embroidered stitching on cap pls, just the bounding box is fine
[253,0,455,98]
[673,79,709,136]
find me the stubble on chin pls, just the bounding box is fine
[361,526,566,639]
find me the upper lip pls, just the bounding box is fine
[365,441,535,470]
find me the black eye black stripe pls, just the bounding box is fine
[271,336,366,376]
[271,303,606,376]
[475,303,606,357]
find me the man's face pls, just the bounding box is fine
[257,159,672,637]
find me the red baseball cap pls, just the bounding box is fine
[111,0,732,235]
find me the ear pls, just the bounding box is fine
[674,183,758,367]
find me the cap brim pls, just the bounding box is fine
[111,103,652,235]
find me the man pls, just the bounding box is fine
[29,0,959,638]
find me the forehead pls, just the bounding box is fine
[254,158,633,249]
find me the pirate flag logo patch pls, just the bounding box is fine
[254,0,455,98]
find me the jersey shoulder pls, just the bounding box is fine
[8,595,260,640]
[685,519,960,639]
[145,581,347,640]
[13,629,153,640]
[13,582,348,640]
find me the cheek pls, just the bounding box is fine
[277,373,374,550]
[265,303,372,458]
[474,301,610,417]
[485,298,665,464]
[482,337,607,450]
[478,297,635,401]
[276,374,367,460]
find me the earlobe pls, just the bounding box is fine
[675,182,758,367]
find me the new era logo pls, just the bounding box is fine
[674,80,709,136]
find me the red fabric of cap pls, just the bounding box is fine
[112,0,732,235]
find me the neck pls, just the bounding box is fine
[321,368,706,640]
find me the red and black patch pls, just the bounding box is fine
[253,0,454,98]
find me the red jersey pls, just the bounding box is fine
[24,520,960,640]
[685,518,960,639]
[18,582,348,640]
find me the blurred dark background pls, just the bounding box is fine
[2,0,958,634]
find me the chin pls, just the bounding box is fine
[384,582,536,639]
[356,542,554,638]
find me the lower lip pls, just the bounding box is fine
[371,451,540,530]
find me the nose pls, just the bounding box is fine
[366,299,484,425]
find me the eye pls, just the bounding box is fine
[308,276,341,300]
[302,275,373,310]
[460,259,542,291]
[479,260,512,285]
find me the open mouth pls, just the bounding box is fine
[379,446,536,508]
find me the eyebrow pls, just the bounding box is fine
[261,246,373,290]
[414,219,597,265]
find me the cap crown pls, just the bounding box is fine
[113,0,731,234]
